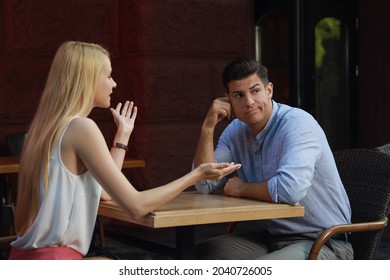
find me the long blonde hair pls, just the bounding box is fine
[15,41,109,235]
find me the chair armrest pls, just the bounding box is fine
[308,217,388,260]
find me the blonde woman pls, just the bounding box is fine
[9,41,240,260]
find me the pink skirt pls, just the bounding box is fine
[9,246,83,260]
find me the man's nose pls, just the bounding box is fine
[243,93,255,105]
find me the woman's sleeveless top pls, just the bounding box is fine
[11,118,102,255]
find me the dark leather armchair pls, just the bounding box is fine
[309,148,390,259]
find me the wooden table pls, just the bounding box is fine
[98,191,305,259]
[0,156,145,174]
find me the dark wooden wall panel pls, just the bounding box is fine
[358,0,390,147]
[0,0,254,188]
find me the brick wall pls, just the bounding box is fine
[0,0,254,189]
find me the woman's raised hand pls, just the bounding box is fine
[110,101,137,136]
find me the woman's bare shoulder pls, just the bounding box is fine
[63,117,103,147]
[68,116,96,126]
[66,117,100,134]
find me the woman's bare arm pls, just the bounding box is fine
[66,117,240,219]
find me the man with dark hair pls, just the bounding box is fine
[193,58,353,259]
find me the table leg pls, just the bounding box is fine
[175,225,195,259]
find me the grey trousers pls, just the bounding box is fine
[195,230,354,260]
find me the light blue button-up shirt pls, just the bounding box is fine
[195,101,351,234]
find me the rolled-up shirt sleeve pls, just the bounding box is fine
[194,178,228,194]
[267,116,322,205]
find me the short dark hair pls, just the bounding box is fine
[222,58,269,92]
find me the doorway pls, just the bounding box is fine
[255,0,358,150]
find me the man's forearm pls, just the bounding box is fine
[243,181,272,202]
[225,180,273,202]
[194,125,216,166]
